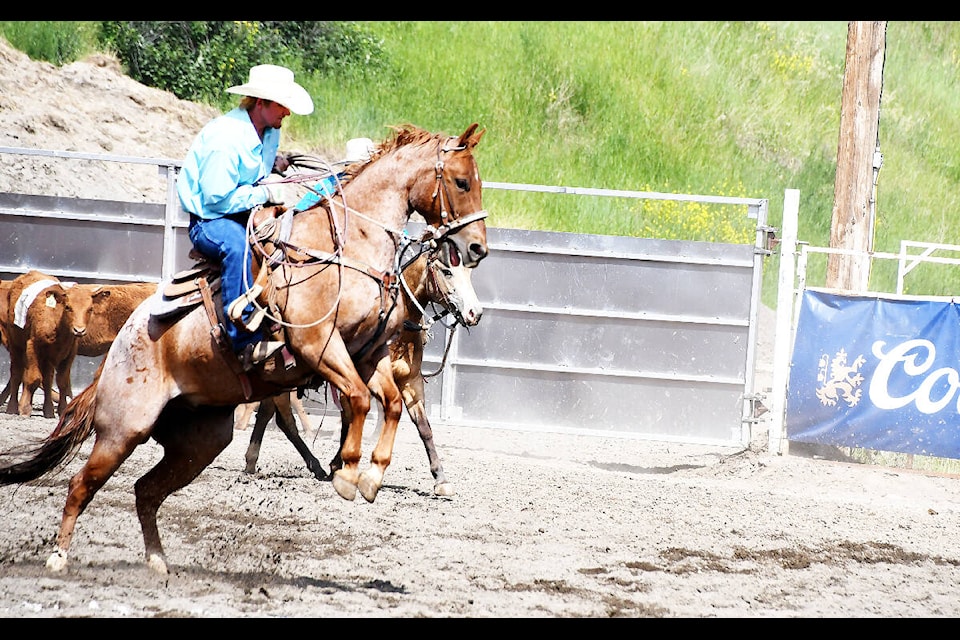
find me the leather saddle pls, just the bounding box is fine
[150,258,222,320]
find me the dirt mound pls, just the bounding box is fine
[0,38,218,201]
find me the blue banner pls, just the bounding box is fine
[787,289,960,459]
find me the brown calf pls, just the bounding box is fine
[1,279,158,412]
[4,270,108,418]
[75,282,158,357]
[0,279,10,354]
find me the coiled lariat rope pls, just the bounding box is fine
[240,153,413,333]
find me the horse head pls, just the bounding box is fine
[423,239,482,328]
[398,123,489,268]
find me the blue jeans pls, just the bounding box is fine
[188,214,261,353]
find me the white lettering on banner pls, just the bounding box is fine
[870,339,960,413]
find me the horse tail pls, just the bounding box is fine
[0,360,102,485]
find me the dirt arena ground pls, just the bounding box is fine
[2,306,960,618]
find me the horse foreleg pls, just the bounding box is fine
[273,395,327,482]
[305,334,371,502]
[405,394,455,497]
[135,406,234,574]
[392,341,454,496]
[357,355,404,503]
[332,379,369,502]
[328,388,349,483]
[243,400,271,474]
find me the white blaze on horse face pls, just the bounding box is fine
[444,263,482,327]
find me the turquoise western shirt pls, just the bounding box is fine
[176,107,280,219]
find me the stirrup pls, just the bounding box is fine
[241,340,285,372]
[238,305,267,333]
[227,284,264,328]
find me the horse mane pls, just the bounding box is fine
[339,124,440,184]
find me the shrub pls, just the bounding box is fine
[97,21,384,105]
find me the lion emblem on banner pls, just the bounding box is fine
[815,348,865,407]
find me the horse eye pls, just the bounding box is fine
[455,177,469,191]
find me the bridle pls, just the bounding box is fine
[397,238,475,379]
[398,238,468,333]
[423,137,489,253]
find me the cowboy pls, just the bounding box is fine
[176,64,313,369]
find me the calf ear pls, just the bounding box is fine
[94,289,112,301]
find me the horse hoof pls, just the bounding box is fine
[434,482,456,497]
[146,553,169,575]
[332,471,357,501]
[46,549,67,572]
[358,470,382,503]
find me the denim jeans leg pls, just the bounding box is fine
[188,216,258,351]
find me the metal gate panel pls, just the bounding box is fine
[416,226,760,445]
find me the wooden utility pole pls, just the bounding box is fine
[826,21,887,292]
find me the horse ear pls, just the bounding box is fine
[459,123,484,149]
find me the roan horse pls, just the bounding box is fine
[0,123,488,574]
[242,236,483,497]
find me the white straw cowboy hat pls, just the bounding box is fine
[226,64,314,116]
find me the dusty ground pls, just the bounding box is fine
[2,39,960,618]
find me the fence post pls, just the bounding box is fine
[770,189,800,455]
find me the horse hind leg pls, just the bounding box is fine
[135,405,234,574]
[47,388,142,572]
